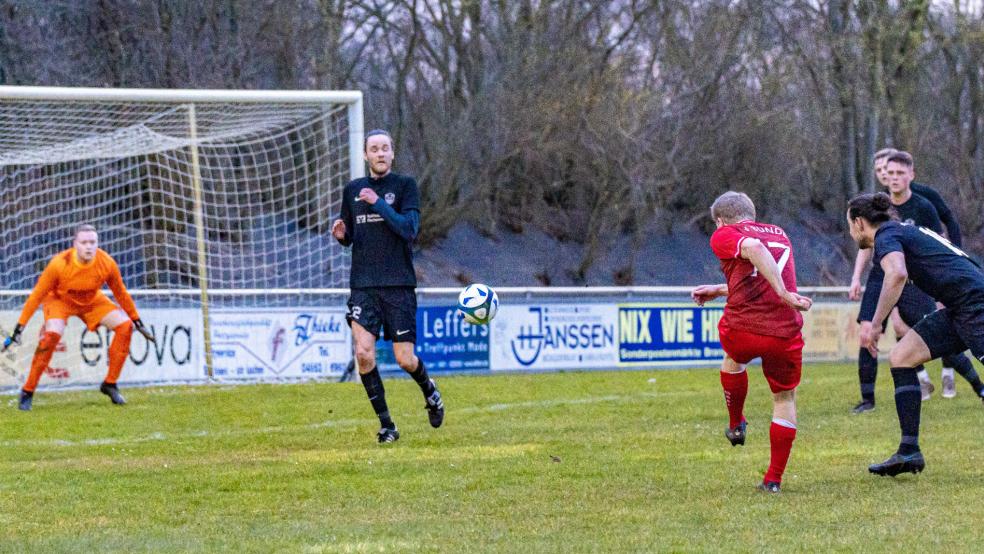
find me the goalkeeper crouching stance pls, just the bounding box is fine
[2,224,155,410]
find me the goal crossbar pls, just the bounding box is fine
[0,86,362,104]
[0,86,365,180]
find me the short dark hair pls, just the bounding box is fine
[73,224,96,239]
[363,129,393,151]
[848,192,898,225]
[710,191,756,224]
[885,150,914,168]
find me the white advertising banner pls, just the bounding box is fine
[490,304,618,371]
[93,308,203,383]
[0,308,204,389]
[209,308,351,380]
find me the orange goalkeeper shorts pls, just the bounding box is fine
[42,293,120,331]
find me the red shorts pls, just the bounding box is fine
[42,293,120,331]
[719,325,804,393]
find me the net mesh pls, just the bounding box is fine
[0,97,355,389]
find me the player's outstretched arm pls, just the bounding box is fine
[860,252,908,356]
[17,258,60,329]
[358,180,421,242]
[857,264,883,323]
[849,248,873,301]
[370,201,419,242]
[105,258,155,342]
[741,239,812,311]
[869,251,907,325]
[1,324,23,352]
[691,284,728,306]
[132,319,156,343]
[331,219,351,246]
[333,190,354,246]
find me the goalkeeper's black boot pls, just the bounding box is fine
[100,382,126,405]
[377,425,400,444]
[725,420,746,447]
[424,380,445,429]
[868,451,925,477]
[18,390,33,411]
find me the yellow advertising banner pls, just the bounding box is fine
[800,303,896,361]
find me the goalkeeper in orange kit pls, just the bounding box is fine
[2,224,154,410]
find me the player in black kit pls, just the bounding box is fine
[895,151,969,395]
[331,129,444,443]
[849,151,982,413]
[848,192,984,475]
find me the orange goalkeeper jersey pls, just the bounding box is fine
[18,248,139,326]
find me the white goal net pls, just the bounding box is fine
[0,87,363,391]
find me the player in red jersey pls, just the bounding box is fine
[692,192,812,493]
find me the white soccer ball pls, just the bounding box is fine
[457,283,499,325]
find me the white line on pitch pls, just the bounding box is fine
[0,392,666,448]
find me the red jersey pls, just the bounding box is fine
[709,221,803,338]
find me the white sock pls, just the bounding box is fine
[917,369,931,384]
[942,367,955,380]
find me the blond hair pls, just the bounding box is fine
[73,224,97,239]
[710,191,756,224]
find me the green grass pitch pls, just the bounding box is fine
[1,363,982,552]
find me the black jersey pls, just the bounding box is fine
[872,221,984,308]
[338,172,420,288]
[893,192,942,233]
[859,193,943,321]
[911,182,962,247]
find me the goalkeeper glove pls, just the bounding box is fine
[2,324,23,352]
[133,319,156,344]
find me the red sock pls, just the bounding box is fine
[720,370,748,429]
[105,320,133,385]
[764,420,797,484]
[24,332,61,392]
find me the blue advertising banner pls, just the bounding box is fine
[377,305,490,372]
[618,303,725,364]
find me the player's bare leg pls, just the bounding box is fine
[98,309,132,405]
[19,318,66,411]
[870,330,932,476]
[352,321,398,443]
[395,342,443,428]
[760,389,797,493]
[720,356,748,446]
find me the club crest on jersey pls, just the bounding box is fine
[384,192,396,205]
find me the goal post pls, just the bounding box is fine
[0,86,364,389]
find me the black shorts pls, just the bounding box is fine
[895,285,937,328]
[346,287,417,343]
[913,305,984,363]
[857,283,936,331]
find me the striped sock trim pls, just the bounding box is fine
[901,435,919,446]
[772,418,797,429]
[895,385,921,394]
